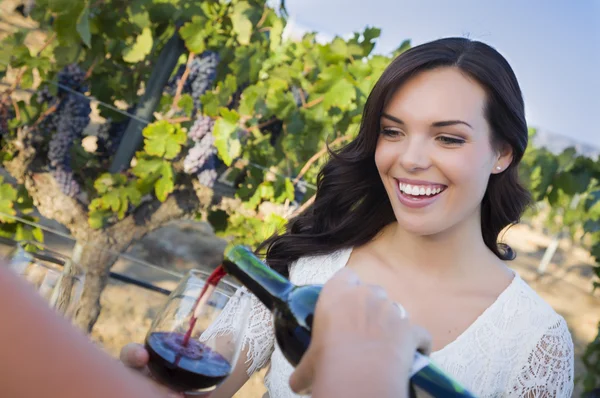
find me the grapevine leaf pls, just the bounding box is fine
[0,182,17,222]
[32,227,44,242]
[132,157,164,178]
[238,85,264,117]
[178,94,194,117]
[49,0,76,13]
[230,2,253,46]
[129,4,151,29]
[117,196,129,219]
[15,185,34,214]
[324,78,355,111]
[393,39,411,57]
[88,210,110,229]
[269,17,284,51]
[76,5,92,48]
[122,27,153,63]
[143,121,187,159]
[20,69,34,89]
[213,116,241,166]
[180,16,207,53]
[155,162,174,202]
[124,186,142,206]
[93,173,114,194]
[103,190,121,212]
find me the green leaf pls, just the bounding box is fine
[122,27,153,63]
[76,5,92,48]
[269,17,284,51]
[324,78,356,111]
[179,16,207,53]
[0,183,17,222]
[49,0,77,13]
[20,69,34,89]
[220,107,240,124]
[103,190,121,212]
[213,116,241,166]
[93,173,114,194]
[32,227,44,242]
[129,5,151,29]
[143,121,187,159]
[178,94,194,116]
[132,156,164,178]
[238,85,264,116]
[393,39,411,57]
[88,210,109,229]
[155,162,174,202]
[230,2,253,46]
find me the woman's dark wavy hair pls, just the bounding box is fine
[258,37,532,277]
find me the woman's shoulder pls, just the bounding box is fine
[289,247,354,285]
[508,274,569,328]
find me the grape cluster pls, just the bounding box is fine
[52,166,80,197]
[57,64,88,95]
[166,51,220,114]
[36,86,54,104]
[183,133,215,174]
[39,64,91,197]
[183,114,219,188]
[0,100,16,137]
[187,115,215,142]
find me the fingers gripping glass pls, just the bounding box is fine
[145,270,251,395]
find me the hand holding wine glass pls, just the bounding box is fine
[140,269,251,396]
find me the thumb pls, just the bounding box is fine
[412,325,432,356]
[288,345,316,395]
[119,343,149,369]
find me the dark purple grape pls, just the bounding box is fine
[166,51,220,114]
[57,64,88,95]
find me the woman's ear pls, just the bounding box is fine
[492,144,513,174]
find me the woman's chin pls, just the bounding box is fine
[393,216,450,237]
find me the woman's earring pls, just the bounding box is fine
[496,166,502,170]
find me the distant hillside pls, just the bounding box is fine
[532,129,599,158]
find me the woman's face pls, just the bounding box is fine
[375,67,512,236]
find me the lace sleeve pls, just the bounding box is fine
[200,286,275,376]
[510,316,574,397]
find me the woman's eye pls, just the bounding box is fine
[437,136,466,146]
[380,128,403,137]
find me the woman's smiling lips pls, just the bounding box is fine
[393,178,448,209]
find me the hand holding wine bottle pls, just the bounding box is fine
[288,267,432,398]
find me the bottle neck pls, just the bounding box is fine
[222,246,293,311]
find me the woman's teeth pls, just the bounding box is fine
[398,183,444,196]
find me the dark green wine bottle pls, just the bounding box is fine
[222,245,477,398]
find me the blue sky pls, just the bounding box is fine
[281,0,600,148]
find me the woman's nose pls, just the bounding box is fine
[398,137,432,172]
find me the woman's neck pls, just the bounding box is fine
[376,216,498,279]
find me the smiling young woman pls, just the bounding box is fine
[121,37,575,398]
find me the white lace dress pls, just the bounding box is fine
[203,248,575,397]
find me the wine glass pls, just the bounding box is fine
[145,269,251,395]
[6,240,85,320]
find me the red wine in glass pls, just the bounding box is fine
[145,332,232,392]
[144,268,250,394]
